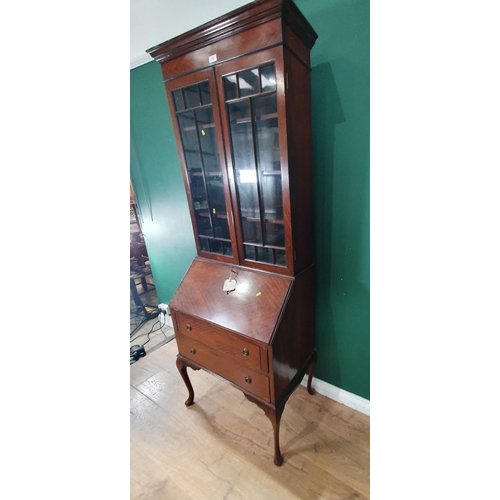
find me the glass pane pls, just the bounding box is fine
[253,94,283,221]
[238,182,260,220]
[228,99,251,124]
[256,247,273,264]
[206,176,226,214]
[222,242,233,257]
[264,223,284,247]
[183,84,200,109]
[178,111,202,172]
[209,240,224,255]
[213,217,230,240]
[195,213,211,237]
[238,68,259,97]
[244,245,257,261]
[275,249,286,266]
[196,107,219,173]
[253,92,278,121]
[199,238,210,252]
[173,90,185,111]
[223,74,237,100]
[190,175,208,214]
[199,81,211,105]
[261,174,283,221]
[242,220,262,245]
[228,101,259,219]
[261,64,276,92]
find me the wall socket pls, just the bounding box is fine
[158,303,169,326]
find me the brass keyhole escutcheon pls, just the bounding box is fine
[242,348,249,356]
[186,324,192,331]
[190,348,196,355]
[245,376,252,384]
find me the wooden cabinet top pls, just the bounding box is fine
[169,257,292,344]
[146,0,317,67]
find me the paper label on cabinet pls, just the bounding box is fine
[223,279,236,292]
[209,54,217,63]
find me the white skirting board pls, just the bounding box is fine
[301,376,370,417]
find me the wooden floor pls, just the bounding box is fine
[130,337,370,499]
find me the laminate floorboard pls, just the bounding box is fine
[130,338,370,499]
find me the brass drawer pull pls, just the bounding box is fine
[245,376,252,384]
[242,348,249,356]
[190,348,196,355]
[186,324,192,331]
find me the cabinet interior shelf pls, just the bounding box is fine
[242,216,284,225]
[183,123,216,132]
[225,89,277,104]
[198,235,231,242]
[197,211,228,219]
[243,242,286,251]
[235,112,278,125]
[185,150,216,156]
[190,171,222,177]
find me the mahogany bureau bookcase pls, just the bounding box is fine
[147,0,318,466]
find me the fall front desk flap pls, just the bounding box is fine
[169,257,293,344]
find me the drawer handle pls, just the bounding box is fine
[190,348,196,355]
[186,324,192,331]
[245,376,252,384]
[242,348,249,357]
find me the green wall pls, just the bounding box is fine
[130,62,197,302]
[130,0,370,400]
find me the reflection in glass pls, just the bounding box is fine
[199,81,211,105]
[173,90,185,111]
[223,74,237,100]
[261,64,277,92]
[238,68,260,97]
[183,84,200,109]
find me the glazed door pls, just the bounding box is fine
[216,47,293,275]
[165,69,239,263]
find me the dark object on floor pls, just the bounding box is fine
[130,345,146,364]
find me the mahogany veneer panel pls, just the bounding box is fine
[284,46,314,273]
[175,332,271,402]
[271,264,315,399]
[159,19,282,81]
[169,258,292,344]
[175,311,269,373]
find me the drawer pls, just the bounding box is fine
[175,312,268,374]
[176,333,271,402]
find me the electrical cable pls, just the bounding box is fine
[130,319,162,346]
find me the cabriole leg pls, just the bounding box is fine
[307,348,318,395]
[176,357,195,406]
[245,394,286,466]
[269,405,285,466]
